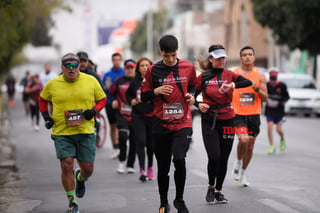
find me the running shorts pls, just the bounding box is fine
[51,134,96,162]
[234,114,260,137]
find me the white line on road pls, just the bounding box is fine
[258,199,301,213]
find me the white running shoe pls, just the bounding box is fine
[231,161,241,181]
[116,162,126,174]
[238,174,250,187]
[34,125,39,132]
[127,167,136,174]
[110,148,120,159]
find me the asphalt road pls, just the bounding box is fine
[4,96,320,213]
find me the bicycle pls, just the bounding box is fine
[94,112,107,148]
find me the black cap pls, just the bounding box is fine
[124,59,136,68]
[77,51,89,60]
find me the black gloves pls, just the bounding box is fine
[82,108,98,120]
[42,111,54,129]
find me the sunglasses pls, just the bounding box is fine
[63,62,79,69]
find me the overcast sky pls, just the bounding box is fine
[50,0,155,57]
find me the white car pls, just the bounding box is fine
[275,73,320,117]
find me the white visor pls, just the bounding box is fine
[209,49,228,59]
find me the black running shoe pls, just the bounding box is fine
[74,168,86,198]
[205,187,215,204]
[159,203,170,213]
[173,199,189,213]
[66,202,79,213]
[214,191,228,204]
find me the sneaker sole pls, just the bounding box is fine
[214,200,229,204]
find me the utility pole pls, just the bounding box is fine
[147,0,154,60]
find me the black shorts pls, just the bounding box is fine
[22,92,29,102]
[234,114,260,137]
[105,103,117,124]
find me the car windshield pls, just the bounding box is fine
[280,77,316,89]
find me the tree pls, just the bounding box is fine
[0,0,31,75]
[0,0,70,76]
[251,0,320,77]
[130,9,173,59]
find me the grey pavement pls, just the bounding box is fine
[1,93,320,213]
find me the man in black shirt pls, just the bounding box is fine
[265,68,290,154]
[141,35,196,213]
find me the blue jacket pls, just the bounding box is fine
[102,67,125,104]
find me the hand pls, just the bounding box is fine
[251,81,258,90]
[131,98,139,106]
[82,108,98,120]
[45,120,54,129]
[42,111,54,129]
[219,83,233,94]
[154,85,173,96]
[198,103,210,113]
[185,93,195,105]
[111,100,118,109]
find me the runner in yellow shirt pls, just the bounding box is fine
[39,53,106,213]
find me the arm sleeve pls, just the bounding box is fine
[235,75,252,88]
[93,97,107,112]
[38,97,49,113]
[141,91,155,102]
[141,68,155,102]
[126,80,135,105]
[282,83,290,103]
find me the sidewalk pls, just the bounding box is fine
[0,94,24,213]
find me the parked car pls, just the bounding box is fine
[275,73,320,117]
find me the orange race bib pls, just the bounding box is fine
[64,109,83,126]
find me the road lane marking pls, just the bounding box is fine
[259,199,301,213]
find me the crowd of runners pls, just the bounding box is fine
[4,34,290,213]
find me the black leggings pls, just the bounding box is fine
[116,113,135,168]
[153,128,192,205]
[201,116,234,191]
[131,116,153,171]
[30,103,40,125]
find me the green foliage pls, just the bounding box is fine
[0,0,70,75]
[251,0,320,55]
[130,9,173,58]
[0,0,31,74]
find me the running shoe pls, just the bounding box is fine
[238,174,250,187]
[127,167,136,174]
[214,191,228,204]
[205,186,215,204]
[231,161,241,181]
[280,140,286,151]
[116,162,126,174]
[110,148,120,159]
[268,145,275,154]
[173,199,189,213]
[66,202,79,213]
[139,169,147,182]
[147,167,154,180]
[74,168,86,198]
[34,125,39,132]
[159,204,170,213]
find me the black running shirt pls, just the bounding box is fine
[141,59,197,134]
[265,81,290,117]
[110,76,132,122]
